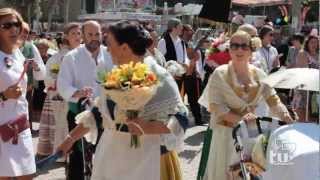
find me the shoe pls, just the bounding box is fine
[31,129,39,137]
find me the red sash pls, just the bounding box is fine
[0,115,29,144]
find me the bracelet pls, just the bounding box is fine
[127,122,145,135]
[0,92,7,102]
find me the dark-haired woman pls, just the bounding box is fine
[0,8,45,180]
[286,33,305,68]
[254,25,281,74]
[37,23,81,157]
[293,35,319,122]
[57,21,187,180]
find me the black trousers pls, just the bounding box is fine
[67,111,84,180]
[183,75,203,125]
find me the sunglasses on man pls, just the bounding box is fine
[0,21,21,30]
[230,43,251,51]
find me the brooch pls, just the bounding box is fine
[4,57,13,68]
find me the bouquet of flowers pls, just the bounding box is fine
[165,60,186,77]
[206,39,231,68]
[99,62,158,148]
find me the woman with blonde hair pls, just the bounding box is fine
[0,8,46,180]
[198,30,293,180]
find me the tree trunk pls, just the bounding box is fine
[47,0,59,32]
[291,0,303,32]
[64,0,70,24]
[27,3,32,25]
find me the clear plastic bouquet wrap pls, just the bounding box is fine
[98,62,158,148]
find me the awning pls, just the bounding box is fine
[78,12,162,22]
[232,0,318,7]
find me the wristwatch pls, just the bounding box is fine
[0,92,7,102]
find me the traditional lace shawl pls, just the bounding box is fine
[76,56,187,151]
[198,62,289,125]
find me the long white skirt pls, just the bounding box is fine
[91,129,161,180]
[0,129,36,176]
[204,122,239,180]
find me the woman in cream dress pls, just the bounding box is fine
[198,30,293,180]
[57,21,187,180]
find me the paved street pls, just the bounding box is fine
[33,121,207,180]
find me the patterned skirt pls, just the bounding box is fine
[37,96,55,156]
[160,151,183,180]
[51,100,68,151]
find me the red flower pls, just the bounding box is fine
[207,51,231,65]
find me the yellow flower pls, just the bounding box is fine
[50,63,60,74]
[133,62,148,73]
[51,63,59,70]
[103,61,158,89]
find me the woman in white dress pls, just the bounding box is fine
[57,21,187,180]
[0,8,46,180]
[145,26,167,67]
[37,22,81,157]
[198,30,293,180]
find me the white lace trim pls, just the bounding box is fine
[75,110,98,144]
[141,97,186,121]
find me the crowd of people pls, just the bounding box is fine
[0,7,319,180]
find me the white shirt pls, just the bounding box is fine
[0,49,46,125]
[45,48,69,87]
[57,45,113,103]
[254,46,279,73]
[157,35,190,65]
[195,49,205,80]
[146,48,166,67]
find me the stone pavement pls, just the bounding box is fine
[33,121,207,180]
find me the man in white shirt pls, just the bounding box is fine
[158,18,189,90]
[57,20,113,180]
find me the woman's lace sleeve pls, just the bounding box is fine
[159,103,188,152]
[75,110,98,144]
[262,85,290,119]
[209,103,231,119]
[199,71,230,122]
[75,97,111,144]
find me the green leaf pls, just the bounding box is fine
[97,70,107,84]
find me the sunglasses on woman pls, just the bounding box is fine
[0,21,21,30]
[230,43,251,51]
